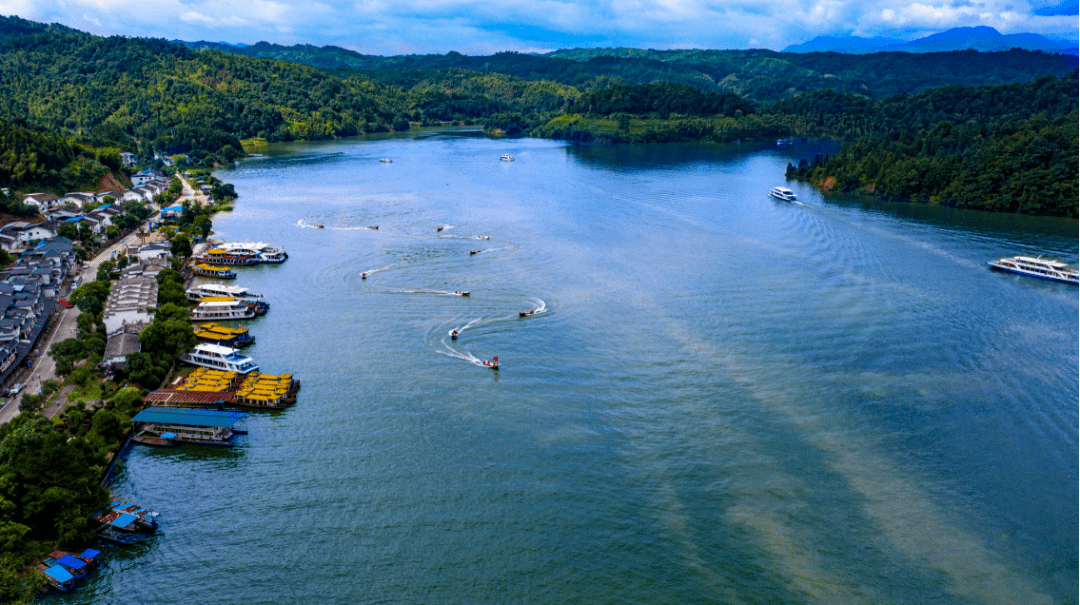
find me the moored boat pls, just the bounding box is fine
[192,264,237,279]
[216,242,288,264]
[180,344,259,374]
[988,255,1079,284]
[769,186,797,201]
[500,154,515,161]
[196,248,258,266]
[190,299,257,322]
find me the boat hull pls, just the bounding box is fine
[988,262,1080,284]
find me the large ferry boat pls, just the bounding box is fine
[190,299,257,322]
[187,284,269,313]
[196,248,258,266]
[769,187,798,201]
[988,255,1079,284]
[216,242,288,264]
[180,343,259,374]
[192,264,237,279]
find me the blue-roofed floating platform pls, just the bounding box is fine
[132,406,247,446]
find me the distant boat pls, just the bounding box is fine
[988,255,1079,284]
[482,356,499,369]
[361,273,367,279]
[314,224,325,229]
[768,187,798,202]
[380,158,392,163]
[368,226,379,230]
[454,291,470,296]
[470,250,481,255]
[500,154,515,161]
[518,310,535,317]
[450,330,459,340]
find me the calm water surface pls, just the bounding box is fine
[55,131,1078,604]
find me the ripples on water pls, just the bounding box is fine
[58,133,1078,605]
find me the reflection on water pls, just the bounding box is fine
[54,130,1077,605]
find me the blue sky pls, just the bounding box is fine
[1,0,1076,54]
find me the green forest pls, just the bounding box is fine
[0,15,1076,216]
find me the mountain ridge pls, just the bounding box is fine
[785,26,1078,55]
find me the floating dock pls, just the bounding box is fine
[131,406,247,446]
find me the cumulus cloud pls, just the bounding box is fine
[0,0,1075,52]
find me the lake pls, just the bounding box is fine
[53,130,1078,604]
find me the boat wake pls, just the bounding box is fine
[401,289,471,296]
[435,224,454,233]
[297,220,379,231]
[360,265,395,279]
[519,298,546,316]
[438,318,498,368]
[468,246,514,255]
[437,235,490,240]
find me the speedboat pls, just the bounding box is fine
[518,310,535,317]
[470,250,481,255]
[769,187,797,201]
[500,154,514,161]
[369,226,378,230]
[988,255,1079,284]
[314,225,325,229]
[450,330,459,340]
[379,158,392,163]
[361,273,367,279]
[482,356,499,369]
[454,291,470,296]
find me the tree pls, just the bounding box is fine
[69,281,110,315]
[171,233,192,258]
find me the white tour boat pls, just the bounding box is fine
[500,154,515,162]
[190,299,256,322]
[216,241,288,264]
[988,255,1079,285]
[186,283,265,304]
[769,187,797,201]
[180,344,259,374]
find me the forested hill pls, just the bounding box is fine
[0,15,409,158]
[785,74,1079,216]
[189,40,1077,104]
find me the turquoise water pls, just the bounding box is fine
[56,131,1078,604]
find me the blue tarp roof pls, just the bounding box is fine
[79,548,101,560]
[161,205,183,213]
[64,217,84,223]
[132,407,246,428]
[56,554,87,570]
[43,565,74,583]
[111,512,138,528]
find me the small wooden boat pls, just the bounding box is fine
[482,356,499,369]
[454,291,470,296]
[450,330,459,340]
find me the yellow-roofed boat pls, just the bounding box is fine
[192,264,237,279]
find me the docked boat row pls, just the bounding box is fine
[213,241,289,264]
[40,549,102,592]
[194,322,255,347]
[988,255,1079,285]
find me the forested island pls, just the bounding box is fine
[0,14,1076,216]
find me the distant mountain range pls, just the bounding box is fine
[784,27,1078,56]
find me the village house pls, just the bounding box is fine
[21,193,60,212]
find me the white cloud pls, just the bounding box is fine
[1,0,1075,51]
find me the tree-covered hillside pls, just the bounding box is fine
[785,74,1079,216]
[190,39,1077,104]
